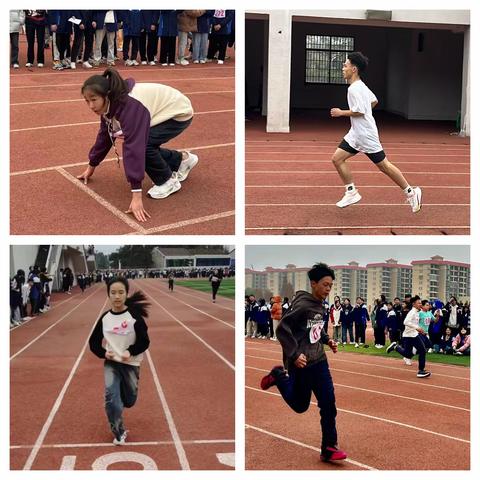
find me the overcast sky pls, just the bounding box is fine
[246,245,470,270]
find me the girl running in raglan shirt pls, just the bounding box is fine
[89,277,150,445]
[78,68,198,222]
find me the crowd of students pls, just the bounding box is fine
[10,10,235,70]
[245,293,471,357]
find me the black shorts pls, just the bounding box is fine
[338,139,386,164]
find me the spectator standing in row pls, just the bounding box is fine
[340,298,354,345]
[192,11,211,63]
[10,10,25,69]
[207,9,234,64]
[93,10,119,66]
[270,295,282,341]
[158,10,178,66]
[140,10,158,65]
[25,10,48,67]
[177,10,205,65]
[121,10,143,66]
[353,296,369,347]
[330,298,342,344]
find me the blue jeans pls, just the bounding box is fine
[275,360,337,450]
[192,32,208,61]
[341,324,354,343]
[104,360,140,439]
[395,336,426,371]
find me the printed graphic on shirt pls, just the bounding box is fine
[308,313,325,344]
[107,319,133,336]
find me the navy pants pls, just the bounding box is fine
[146,118,192,185]
[276,360,337,450]
[395,336,426,370]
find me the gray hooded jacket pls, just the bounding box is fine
[276,290,330,371]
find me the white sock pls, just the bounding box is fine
[345,183,355,193]
[404,185,413,195]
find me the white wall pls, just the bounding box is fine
[10,246,39,277]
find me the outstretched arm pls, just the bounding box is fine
[330,108,363,118]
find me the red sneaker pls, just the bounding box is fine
[260,365,285,390]
[321,446,347,462]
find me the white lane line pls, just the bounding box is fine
[11,142,234,176]
[246,225,469,232]
[245,424,376,470]
[246,170,468,175]
[10,286,101,360]
[146,350,190,470]
[143,282,234,329]
[245,160,470,167]
[11,76,235,89]
[246,185,469,189]
[246,153,469,158]
[144,281,235,312]
[136,210,235,235]
[56,168,147,234]
[247,387,470,444]
[247,203,469,207]
[142,287,235,371]
[247,366,469,411]
[22,298,109,470]
[245,346,470,380]
[246,140,469,148]
[246,355,469,393]
[11,439,235,449]
[11,110,233,132]
[11,91,235,106]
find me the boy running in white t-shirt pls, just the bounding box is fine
[330,52,422,212]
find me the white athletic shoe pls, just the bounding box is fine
[147,173,181,199]
[113,431,127,446]
[336,189,362,208]
[403,357,412,366]
[177,152,199,181]
[407,186,422,213]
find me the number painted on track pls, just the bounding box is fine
[60,452,158,470]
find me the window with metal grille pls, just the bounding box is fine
[305,35,354,84]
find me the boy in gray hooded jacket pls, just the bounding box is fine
[261,263,347,462]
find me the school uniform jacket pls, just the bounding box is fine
[88,78,193,190]
[276,290,330,370]
[89,308,150,367]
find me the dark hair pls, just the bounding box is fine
[421,299,430,306]
[347,51,369,74]
[394,297,400,301]
[81,68,129,104]
[356,296,364,302]
[308,263,335,282]
[387,302,393,307]
[107,277,150,319]
[410,295,421,304]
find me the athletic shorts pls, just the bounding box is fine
[338,139,386,164]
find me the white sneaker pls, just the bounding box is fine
[180,58,189,66]
[113,431,127,446]
[336,189,362,208]
[132,60,140,66]
[83,61,93,69]
[148,61,156,66]
[37,63,44,68]
[217,59,224,64]
[193,60,199,64]
[199,59,206,64]
[125,59,133,66]
[403,357,412,366]
[141,60,147,65]
[70,62,76,69]
[354,343,359,348]
[161,63,168,66]
[25,62,33,67]
[177,152,199,181]
[406,187,422,213]
[169,63,175,66]
[13,63,19,69]
[147,173,181,199]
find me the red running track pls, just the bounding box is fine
[10,38,235,235]
[245,114,469,235]
[245,339,469,470]
[11,280,235,470]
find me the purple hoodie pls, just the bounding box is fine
[88,79,150,191]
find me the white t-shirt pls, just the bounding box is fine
[344,80,383,154]
[402,307,420,338]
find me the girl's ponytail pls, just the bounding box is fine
[125,290,151,320]
[102,67,129,103]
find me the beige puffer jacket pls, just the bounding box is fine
[177,10,205,33]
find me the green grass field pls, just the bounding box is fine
[175,278,235,299]
[336,342,470,367]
